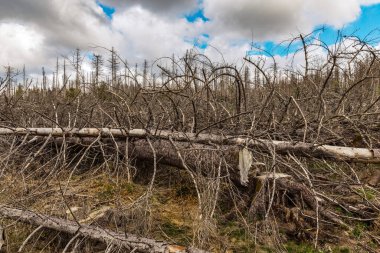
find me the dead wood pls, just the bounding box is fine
[23,136,244,184]
[0,225,4,252]
[1,128,379,164]
[250,173,348,228]
[0,206,207,253]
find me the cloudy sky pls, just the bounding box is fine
[0,0,380,74]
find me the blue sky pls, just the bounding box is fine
[98,1,380,57]
[98,1,115,19]
[185,8,210,23]
[191,3,380,56]
[262,4,380,57]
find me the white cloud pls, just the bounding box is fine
[0,0,113,49]
[101,0,197,17]
[0,0,118,73]
[202,0,380,41]
[203,36,250,65]
[0,0,203,74]
[0,0,379,76]
[111,6,200,63]
[0,23,47,71]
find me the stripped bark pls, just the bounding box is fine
[0,224,4,251]
[1,128,379,163]
[0,206,207,253]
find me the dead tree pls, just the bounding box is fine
[0,206,207,253]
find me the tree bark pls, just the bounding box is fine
[49,137,244,183]
[1,127,379,164]
[0,224,4,252]
[0,206,207,253]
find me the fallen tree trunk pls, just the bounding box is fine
[49,137,246,184]
[0,225,4,251]
[0,206,207,253]
[1,127,379,164]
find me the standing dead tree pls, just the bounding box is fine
[92,54,103,87]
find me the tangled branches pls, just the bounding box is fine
[0,33,380,252]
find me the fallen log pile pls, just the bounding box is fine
[2,128,380,251]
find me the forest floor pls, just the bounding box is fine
[1,162,380,253]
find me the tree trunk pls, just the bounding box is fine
[0,206,207,253]
[46,137,245,183]
[1,128,379,164]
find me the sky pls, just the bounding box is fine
[0,0,380,75]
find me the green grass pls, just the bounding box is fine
[285,242,321,253]
[96,180,137,201]
[332,247,350,253]
[356,188,376,201]
[160,221,191,245]
[351,223,368,239]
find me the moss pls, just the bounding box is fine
[119,181,136,194]
[95,177,139,201]
[233,242,256,253]
[334,206,353,217]
[351,223,368,239]
[260,246,274,253]
[285,242,321,253]
[220,221,258,252]
[175,184,196,197]
[356,188,376,201]
[332,247,350,253]
[222,221,248,239]
[3,223,56,252]
[97,183,116,200]
[160,221,191,245]
[229,226,247,239]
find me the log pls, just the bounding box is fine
[0,225,4,251]
[14,136,246,184]
[1,127,379,163]
[53,137,246,184]
[0,206,207,253]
